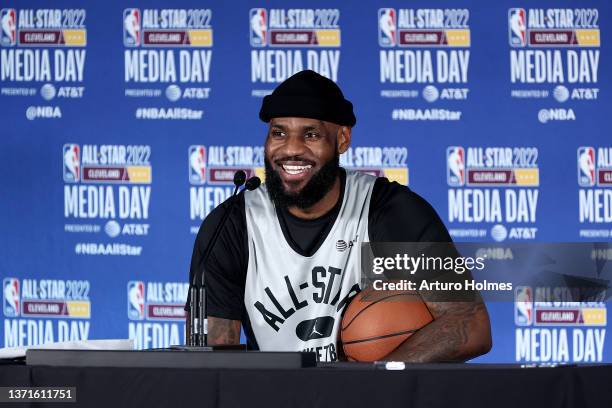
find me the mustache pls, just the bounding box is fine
[273,156,316,166]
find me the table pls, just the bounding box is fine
[1,361,611,408]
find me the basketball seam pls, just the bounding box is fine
[341,293,420,331]
[343,328,419,345]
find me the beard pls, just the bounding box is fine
[265,153,340,210]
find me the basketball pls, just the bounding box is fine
[341,287,433,362]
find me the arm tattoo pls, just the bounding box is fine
[207,317,241,345]
[386,299,491,363]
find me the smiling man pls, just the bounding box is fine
[187,70,491,362]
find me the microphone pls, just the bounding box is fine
[188,171,256,346]
[233,170,247,195]
[245,176,261,191]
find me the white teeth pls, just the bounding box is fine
[282,164,312,175]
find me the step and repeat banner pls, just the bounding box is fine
[1,1,610,363]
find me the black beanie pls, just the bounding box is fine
[259,70,356,126]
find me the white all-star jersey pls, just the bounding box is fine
[243,170,376,361]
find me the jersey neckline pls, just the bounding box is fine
[274,169,347,258]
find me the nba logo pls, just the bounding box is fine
[447,146,465,186]
[3,278,20,317]
[508,8,527,47]
[378,8,396,47]
[123,8,141,47]
[127,281,145,320]
[1,8,17,46]
[577,147,596,186]
[250,8,267,47]
[515,286,533,326]
[63,144,80,183]
[189,145,206,185]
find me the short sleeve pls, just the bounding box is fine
[369,178,451,243]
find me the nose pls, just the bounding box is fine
[280,134,307,158]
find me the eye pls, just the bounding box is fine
[270,129,285,138]
[305,131,320,140]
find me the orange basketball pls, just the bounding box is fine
[341,287,433,362]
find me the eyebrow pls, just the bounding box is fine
[270,123,323,132]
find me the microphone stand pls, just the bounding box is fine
[188,170,245,346]
[187,172,261,347]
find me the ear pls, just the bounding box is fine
[337,126,352,154]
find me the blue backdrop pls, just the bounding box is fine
[1,0,610,363]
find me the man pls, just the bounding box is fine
[187,70,491,362]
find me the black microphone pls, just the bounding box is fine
[245,176,261,191]
[188,171,252,346]
[233,170,247,195]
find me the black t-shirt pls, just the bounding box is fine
[186,170,451,348]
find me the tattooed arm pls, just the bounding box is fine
[207,316,241,345]
[385,294,492,362]
[184,314,241,345]
[366,182,492,362]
